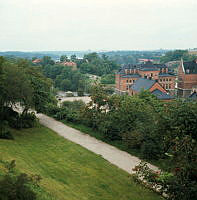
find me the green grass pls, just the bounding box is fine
[0,125,163,200]
[62,121,170,170]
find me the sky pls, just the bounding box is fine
[0,0,197,51]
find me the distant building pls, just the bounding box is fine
[32,59,42,64]
[177,59,197,97]
[129,78,174,101]
[115,61,176,99]
[62,61,77,67]
[138,58,154,64]
[188,48,197,55]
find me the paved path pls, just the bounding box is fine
[37,113,158,174]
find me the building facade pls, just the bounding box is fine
[115,61,176,96]
[177,59,197,98]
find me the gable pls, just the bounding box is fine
[149,82,167,93]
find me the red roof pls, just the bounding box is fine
[32,59,41,64]
[62,61,77,67]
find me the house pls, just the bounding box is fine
[115,61,176,97]
[177,59,197,97]
[32,59,42,64]
[128,78,174,101]
[62,61,77,67]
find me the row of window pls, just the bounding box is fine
[126,80,135,83]
[162,84,171,89]
[160,78,172,82]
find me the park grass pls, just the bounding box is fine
[0,125,163,200]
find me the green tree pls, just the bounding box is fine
[60,55,69,62]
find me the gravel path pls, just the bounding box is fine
[37,113,158,174]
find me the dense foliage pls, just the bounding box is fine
[0,56,55,138]
[0,160,41,200]
[100,74,115,84]
[76,53,119,76]
[160,50,197,63]
[42,64,87,92]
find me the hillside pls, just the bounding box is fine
[0,125,163,200]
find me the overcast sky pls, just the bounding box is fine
[0,0,197,51]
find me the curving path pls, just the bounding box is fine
[37,113,158,174]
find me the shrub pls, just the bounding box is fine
[10,112,38,129]
[0,121,14,140]
[122,130,143,149]
[140,137,163,160]
[0,160,41,200]
[132,162,197,200]
[45,103,61,116]
[77,89,84,97]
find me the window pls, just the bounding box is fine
[169,84,171,89]
[151,73,153,77]
[130,80,132,83]
[166,84,168,89]
[163,78,165,82]
[169,78,171,81]
[166,78,168,82]
[160,79,162,82]
[126,80,128,83]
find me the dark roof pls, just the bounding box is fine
[121,64,138,69]
[130,78,155,92]
[151,89,174,100]
[189,92,197,100]
[140,68,160,71]
[140,61,167,69]
[183,60,197,74]
[122,74,141,78]
[159,73,176,77]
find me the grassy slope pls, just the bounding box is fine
[0,126,163,200]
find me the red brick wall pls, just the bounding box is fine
[138,70,160,80]
[178,64,197,89]
[119,77,139,91]
[158,76,176,90]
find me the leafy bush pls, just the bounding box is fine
[45,103,61,116]
[77,89,84,97]
[141,137,163,160]
[0,121,13,140]
[132,162,197,200]
[0,160,41,200]
[122,130,143,149]
[10,112,38,129]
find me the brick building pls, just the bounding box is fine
[115,61,176,98]
[177,59,197,97]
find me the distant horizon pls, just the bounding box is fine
[0,48,194,53]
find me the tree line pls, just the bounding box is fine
[0,56,55,138]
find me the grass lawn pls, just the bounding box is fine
[0,125,163,200]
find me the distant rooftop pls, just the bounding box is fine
[130,78,155,92]
[122,74,141,78]
[151,89,174,100]
[183,59,197,74]
[159,73,176,77]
